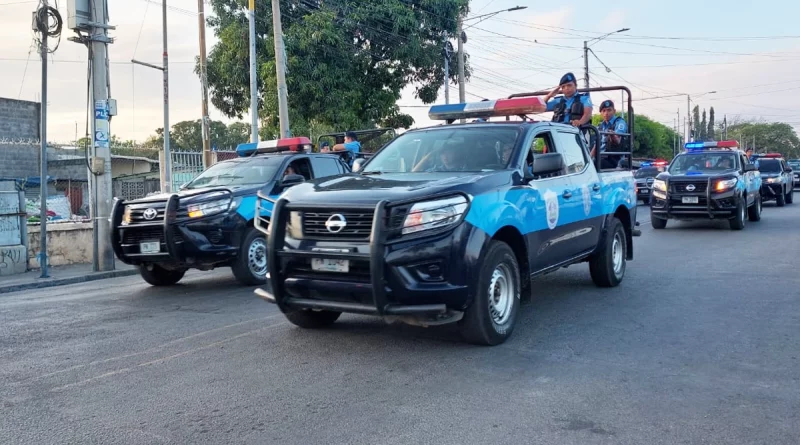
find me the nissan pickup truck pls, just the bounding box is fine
[649,140,762,230]
[254,87,638,346]
[753,153,794,206]
[110,137,349,286]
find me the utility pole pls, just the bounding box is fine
[457,15,465,104]
[162,0,172,193]
[724,115,728,139]
[583,41,590,88]
[248,0,258,142]
[91,0,115,271]
[271,0,290,138]
[443,33,450,104]
[686,95,692,142]
[198,0,212,168]
[37,1,49,278]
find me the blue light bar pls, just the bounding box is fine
[236,142,259,157]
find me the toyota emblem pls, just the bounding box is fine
[685,184,696,192]
[143,208,158,220]
[325,214,347,233]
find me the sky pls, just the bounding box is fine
[1,0,799,144]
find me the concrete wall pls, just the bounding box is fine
[0,98,40,140]
[47,158,156,182]
[0,144,41,180]
[27,222,92,268]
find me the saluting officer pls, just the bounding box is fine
[544,72,593,127]
[596,99,628,169]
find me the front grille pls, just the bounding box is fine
[671,181,708,193]
[301,209,374,239]
[646,178,655,186]
[121,227,183,245]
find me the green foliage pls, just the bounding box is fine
[699,110,707,141]
[203,0,469,136]
[592,113,679,159]
[692,105,701,141]
[725,121,800,158]
[707,107,715,141]
[144,120,252,151]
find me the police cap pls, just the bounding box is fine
[600,100,615,111]
[559,72,577,86]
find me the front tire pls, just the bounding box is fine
[284,309,341,328]
[748,193,762,221]
[786,188,794,204]
[139,264,186,286]
[730,198,746,230]
[776,190,786,207]
[231,227,268,286]
[651,210,667,229]
[589,217,627,288]
[459,241,520,346]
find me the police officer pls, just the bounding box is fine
[544,72,593,127]
[596,99,628,169]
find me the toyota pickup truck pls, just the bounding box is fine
[254,87,638,345]
[110,137,349,286]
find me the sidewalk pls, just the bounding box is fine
[0,262,139,295]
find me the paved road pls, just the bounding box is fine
[2,203,799,444]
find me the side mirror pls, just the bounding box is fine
[744,164,756,172]
[352,158,367,172]
[532,152,566,176]
[280,173,305,190]
[787,167,793,173]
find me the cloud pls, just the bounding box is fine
[600,10,627,30]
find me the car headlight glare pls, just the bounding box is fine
[187,198,231,218]
[401,196,469,235]
[715,178,737,191]
[653,179,667,192]
[767,177,781,184]
[122,207,132,225]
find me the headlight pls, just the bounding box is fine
[766,177,781,184]
[402,196,469,235]
[122,206,132,225]
[653,179,667,192]
[714,178,737,191]
[187,198,231,218]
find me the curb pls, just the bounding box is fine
[0,269,139,295]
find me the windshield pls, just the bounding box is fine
[184,157,282,189]
[756,159,782,173]
[361,126,521,174]
[788,161,799,169]
[668,153,737,175]
[635,167,664,178]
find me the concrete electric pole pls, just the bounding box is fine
[443,34,450,105]
[457,16,465,104]
[248,0,258,142]
[583,41,590,89]
[272,0,290,138]
[35,1,50,277]
[91,0,115,271]
[198,0,212,168]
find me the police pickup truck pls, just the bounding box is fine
[110,137,349,286]
[649,140,762,230]
[753,153,794,206]
[253,87,638,346]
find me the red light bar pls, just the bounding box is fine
[762,153,783,158]
[715,140,739,148]
[493,97,547,115]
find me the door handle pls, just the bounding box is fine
[592,184,601,192]
[562,190,572,199]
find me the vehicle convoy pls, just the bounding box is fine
[753,153,794,206]
[110,137,350,286]
[634,161,667,202]
[254,87,638,346]
[649,140,762,230]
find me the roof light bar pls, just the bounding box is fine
[684,140,740,151]
[428,97,547,121]
[236,137,313,157]
[754,153,783,158]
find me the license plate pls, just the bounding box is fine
[682,196,699,204]
[140,241,160,254]
[641,189,649,194]
[311,258,349,273]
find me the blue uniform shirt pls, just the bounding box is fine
[598,116,628,152]
[546,93,593,124]
[343,141,361,154]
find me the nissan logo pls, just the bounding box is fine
[685,184,696,192]
[143,208,158,220]
[325,214,347,233]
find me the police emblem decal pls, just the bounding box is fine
[543,190,559,230]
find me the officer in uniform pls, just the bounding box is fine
[544,72,593,127]
[596,99,628,169]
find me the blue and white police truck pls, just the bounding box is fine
[254,87,638,345]
[110,137,350,287]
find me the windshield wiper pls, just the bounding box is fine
[360,171,383,175]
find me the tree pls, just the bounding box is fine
[142,120,254,151]
[203,0,469,137]
[592,113,679,159]
[699,109,707,141]
[692,105,701,141]
[707,107,715,141]
[726,121,800,158]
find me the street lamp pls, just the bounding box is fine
[584,28,630,88]
[456,6,528,104]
